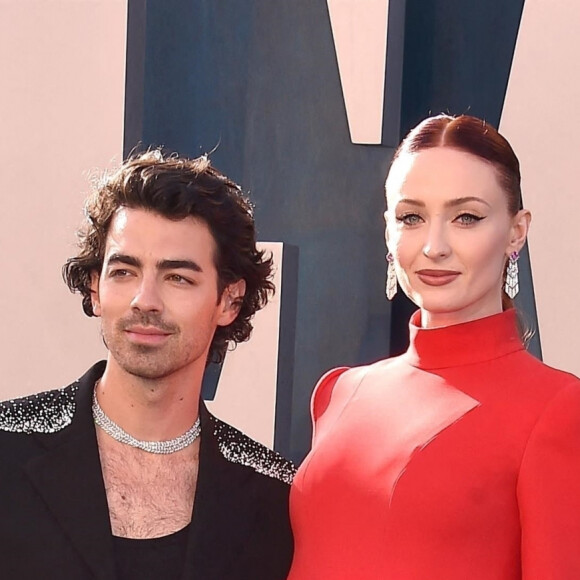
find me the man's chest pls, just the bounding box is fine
[97,435,200,539]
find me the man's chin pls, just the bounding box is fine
[110,352,176,381]
[124,364,175,381]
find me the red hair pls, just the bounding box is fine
[390,114,522,215]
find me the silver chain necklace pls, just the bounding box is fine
[92,390,201,454]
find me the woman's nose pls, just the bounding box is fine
[422,223,451,260]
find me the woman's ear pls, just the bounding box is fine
[384,210,391,248]
[507,209,532,255]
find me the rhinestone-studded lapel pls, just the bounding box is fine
[21,361,115,580]
[0,384,77,436]
[182,402,295,579]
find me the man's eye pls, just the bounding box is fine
[109,269,131,278]
[168,274,193,285]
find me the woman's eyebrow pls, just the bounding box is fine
[444,196,491,208]
[396,198,425,207]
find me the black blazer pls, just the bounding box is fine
[0,362,295,580]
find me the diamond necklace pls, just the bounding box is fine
[92,390,201,454]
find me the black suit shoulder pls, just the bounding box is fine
[0,382,83,469]
[0,382,80,435]
[206,410,296,485]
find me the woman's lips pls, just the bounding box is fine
[416,269,460,286]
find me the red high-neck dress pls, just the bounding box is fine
[289,310,580,579]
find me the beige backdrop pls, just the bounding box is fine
[327,0,389,144]
[207,242,288,448]
[0,0,126,397]
[500,0,580,377]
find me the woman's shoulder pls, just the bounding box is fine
[311,357,403,422]
[497,351,580,430]
[310,367,350,423]
[515,349,580,394]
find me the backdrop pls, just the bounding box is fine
[1,0,578,462]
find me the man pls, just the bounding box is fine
[0,151,295,579]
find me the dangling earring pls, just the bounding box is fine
[504,251,519,299]
[386,252,397,300]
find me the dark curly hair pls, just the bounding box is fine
[62,149,274,364]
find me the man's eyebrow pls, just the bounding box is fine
[158,259,203,273]
[444,196,491,208]
[104,255,204,273]
[106,254,141,268]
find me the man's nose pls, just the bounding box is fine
[130,276,163,312]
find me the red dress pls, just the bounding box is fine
[289,310,580,579]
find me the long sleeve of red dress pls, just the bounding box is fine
[288,310,580,579]
[517,382,580,579]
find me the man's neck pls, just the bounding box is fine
[95,358,203,441]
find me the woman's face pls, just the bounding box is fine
[385,146,530,328]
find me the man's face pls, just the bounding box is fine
[90,207,241,381]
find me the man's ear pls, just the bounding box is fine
[217,279,247,327]
[90,271,102,317]
[506,209,532,256]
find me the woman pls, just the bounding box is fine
[288,114,580,579]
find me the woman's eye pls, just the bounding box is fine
[397,213,422,226]
[455,213,483,225]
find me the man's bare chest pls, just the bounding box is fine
[97,434,200,539]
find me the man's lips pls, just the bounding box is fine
[416,269,460,286]
[125,326,171,335]
[124,326,173,344]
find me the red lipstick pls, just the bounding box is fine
[416,269,460,286]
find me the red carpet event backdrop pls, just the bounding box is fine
[1,0,577,461]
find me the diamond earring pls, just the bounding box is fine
[386,252,397,300]
[504,251,519,299]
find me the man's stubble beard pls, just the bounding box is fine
[101,322,195,381]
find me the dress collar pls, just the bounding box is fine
[403,309,524,370]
